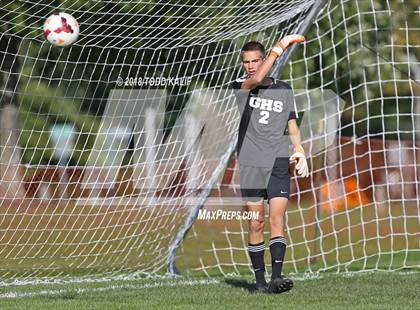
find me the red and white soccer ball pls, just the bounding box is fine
[43,13,79,47]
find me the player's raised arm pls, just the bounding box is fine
[240,34,305,90]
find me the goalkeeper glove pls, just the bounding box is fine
[290,145,310,178]
[270,34,305,58]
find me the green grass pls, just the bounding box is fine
[0,199,418,308]
[0,272,419,309]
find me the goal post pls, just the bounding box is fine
[167,0,328,275]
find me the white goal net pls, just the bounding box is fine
[0,0,418,285]
[177,0,420,277]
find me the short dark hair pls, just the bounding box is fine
[241,41,265,56]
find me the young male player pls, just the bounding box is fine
[231,35,310,293]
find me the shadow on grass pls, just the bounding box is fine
[42,290,79,300]
[224,278,255,293]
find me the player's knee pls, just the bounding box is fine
[249,217,265,234]
[269,214,285,230]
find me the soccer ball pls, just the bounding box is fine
[43,13,79,47]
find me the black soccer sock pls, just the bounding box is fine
[269,236,287,280]
[248,241,266,285]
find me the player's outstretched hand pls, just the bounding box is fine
[270,34,305,58]
[289,145,310,178]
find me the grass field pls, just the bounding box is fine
[0,197,418,308]
[0,272,419,309]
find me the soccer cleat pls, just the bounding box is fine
[268,277,294,294]
[253,281,269,294]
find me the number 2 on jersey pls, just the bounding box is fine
[259,111,269,124]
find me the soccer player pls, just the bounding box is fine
[231,35,310,293]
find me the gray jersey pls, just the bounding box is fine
[232,76,297,168]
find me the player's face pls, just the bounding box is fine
[241,50,264,78]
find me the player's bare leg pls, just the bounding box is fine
[247,200,265,244]
[269,197,287,238]
[268,197,293,293]
[246,199,267,292]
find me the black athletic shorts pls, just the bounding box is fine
[239,157,290,202]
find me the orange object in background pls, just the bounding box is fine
[320,177,371,212]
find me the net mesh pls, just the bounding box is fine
[0,0,315,284]
[177,0,420,276]
[0,0,418,285]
